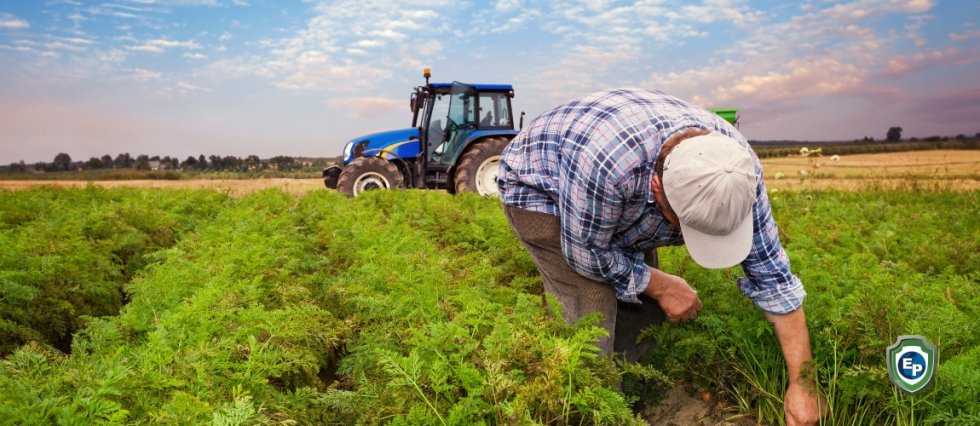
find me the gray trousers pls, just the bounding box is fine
[504,205,664,363]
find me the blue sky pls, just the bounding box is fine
[1,0,977,164]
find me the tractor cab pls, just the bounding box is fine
[411,80,516,190]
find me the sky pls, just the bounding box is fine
[0,0,978,164]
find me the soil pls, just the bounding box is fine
[644,386,758,426]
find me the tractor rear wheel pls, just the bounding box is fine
[454,137,509,196]
[336,157,405,197]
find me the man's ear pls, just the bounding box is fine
[651,175,664,203]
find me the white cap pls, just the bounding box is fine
[662,133,757,269]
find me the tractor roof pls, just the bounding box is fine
[431,83,513,92]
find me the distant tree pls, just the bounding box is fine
[886,126,903,142]
[100,154,114,169]
[52,153,72,171]
[910,137,918,141]
[150,155,161,161]
[955,134,965,140]
[270,155,297,171]
[198,155,208,170]
[7,161,26,173]
[223,155,242,171]
[975,132,980,139]
[182,156,198,170]
[85,157,103,170]
[114,153,133,168]
[244,155,261,171]
[135,154,150,170]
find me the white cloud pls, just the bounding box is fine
[714,58,867,103]
[0,13,30,29]
[152,81,212,100]
[97,49,128,64]
[351,39,385,48]
[372,28,406,41]
[43,41,89,52]
[950,29,980,42]
[129,38,202,53]
[260,0,444,93]
[183,52,207,59]
[129,68,163,81]
[881,47,976,77]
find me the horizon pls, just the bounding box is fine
[1,0,978,164]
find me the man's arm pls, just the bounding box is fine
[767,307,823,426]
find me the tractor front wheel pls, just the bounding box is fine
[336,157,405,197]
[454,137,509,196]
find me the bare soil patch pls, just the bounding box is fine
[644,387,756,426]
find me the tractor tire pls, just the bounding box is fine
[454,137,510,196]
[336,157,405,197]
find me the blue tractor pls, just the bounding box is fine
[323,69,521,197]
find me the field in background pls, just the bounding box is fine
[762,149,980,191]
[1,150,978,194]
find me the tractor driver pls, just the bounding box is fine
[497,89,823,425]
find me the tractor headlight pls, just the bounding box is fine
[343,141,354,160]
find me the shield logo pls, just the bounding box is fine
[886,335,937,394]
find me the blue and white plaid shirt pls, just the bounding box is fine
[498,89,805,314]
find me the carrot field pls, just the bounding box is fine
[0,181,977,424]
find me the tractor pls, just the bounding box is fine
[323,69,520,197]
[322,69,741,197]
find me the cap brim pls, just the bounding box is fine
[678,210,753,269]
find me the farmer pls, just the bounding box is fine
[497,89,822,424]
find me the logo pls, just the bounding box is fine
[886,335,937,394]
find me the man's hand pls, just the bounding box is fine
[784,381,825,426]
[642,268,702,323]
[766,308,826,426]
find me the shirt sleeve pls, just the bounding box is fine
[556,136,651,304]
[738,175,807,314]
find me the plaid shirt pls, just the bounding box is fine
[498,89,805,314]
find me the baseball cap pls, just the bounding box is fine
[661,132,757,269]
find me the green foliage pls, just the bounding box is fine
[649,190,979,425]
[0,187,224,355]
[1,187,976,424]
[295,191,636,424]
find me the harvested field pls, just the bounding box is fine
[1,150,977,193]
[761,149,979,190]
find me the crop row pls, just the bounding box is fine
[0,187,977,424]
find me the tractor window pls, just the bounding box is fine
[432,83,479,165]
[447,87,477,129]
[477,92,512,129]
[426,94,451,159]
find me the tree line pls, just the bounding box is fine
[4,153,324,173]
